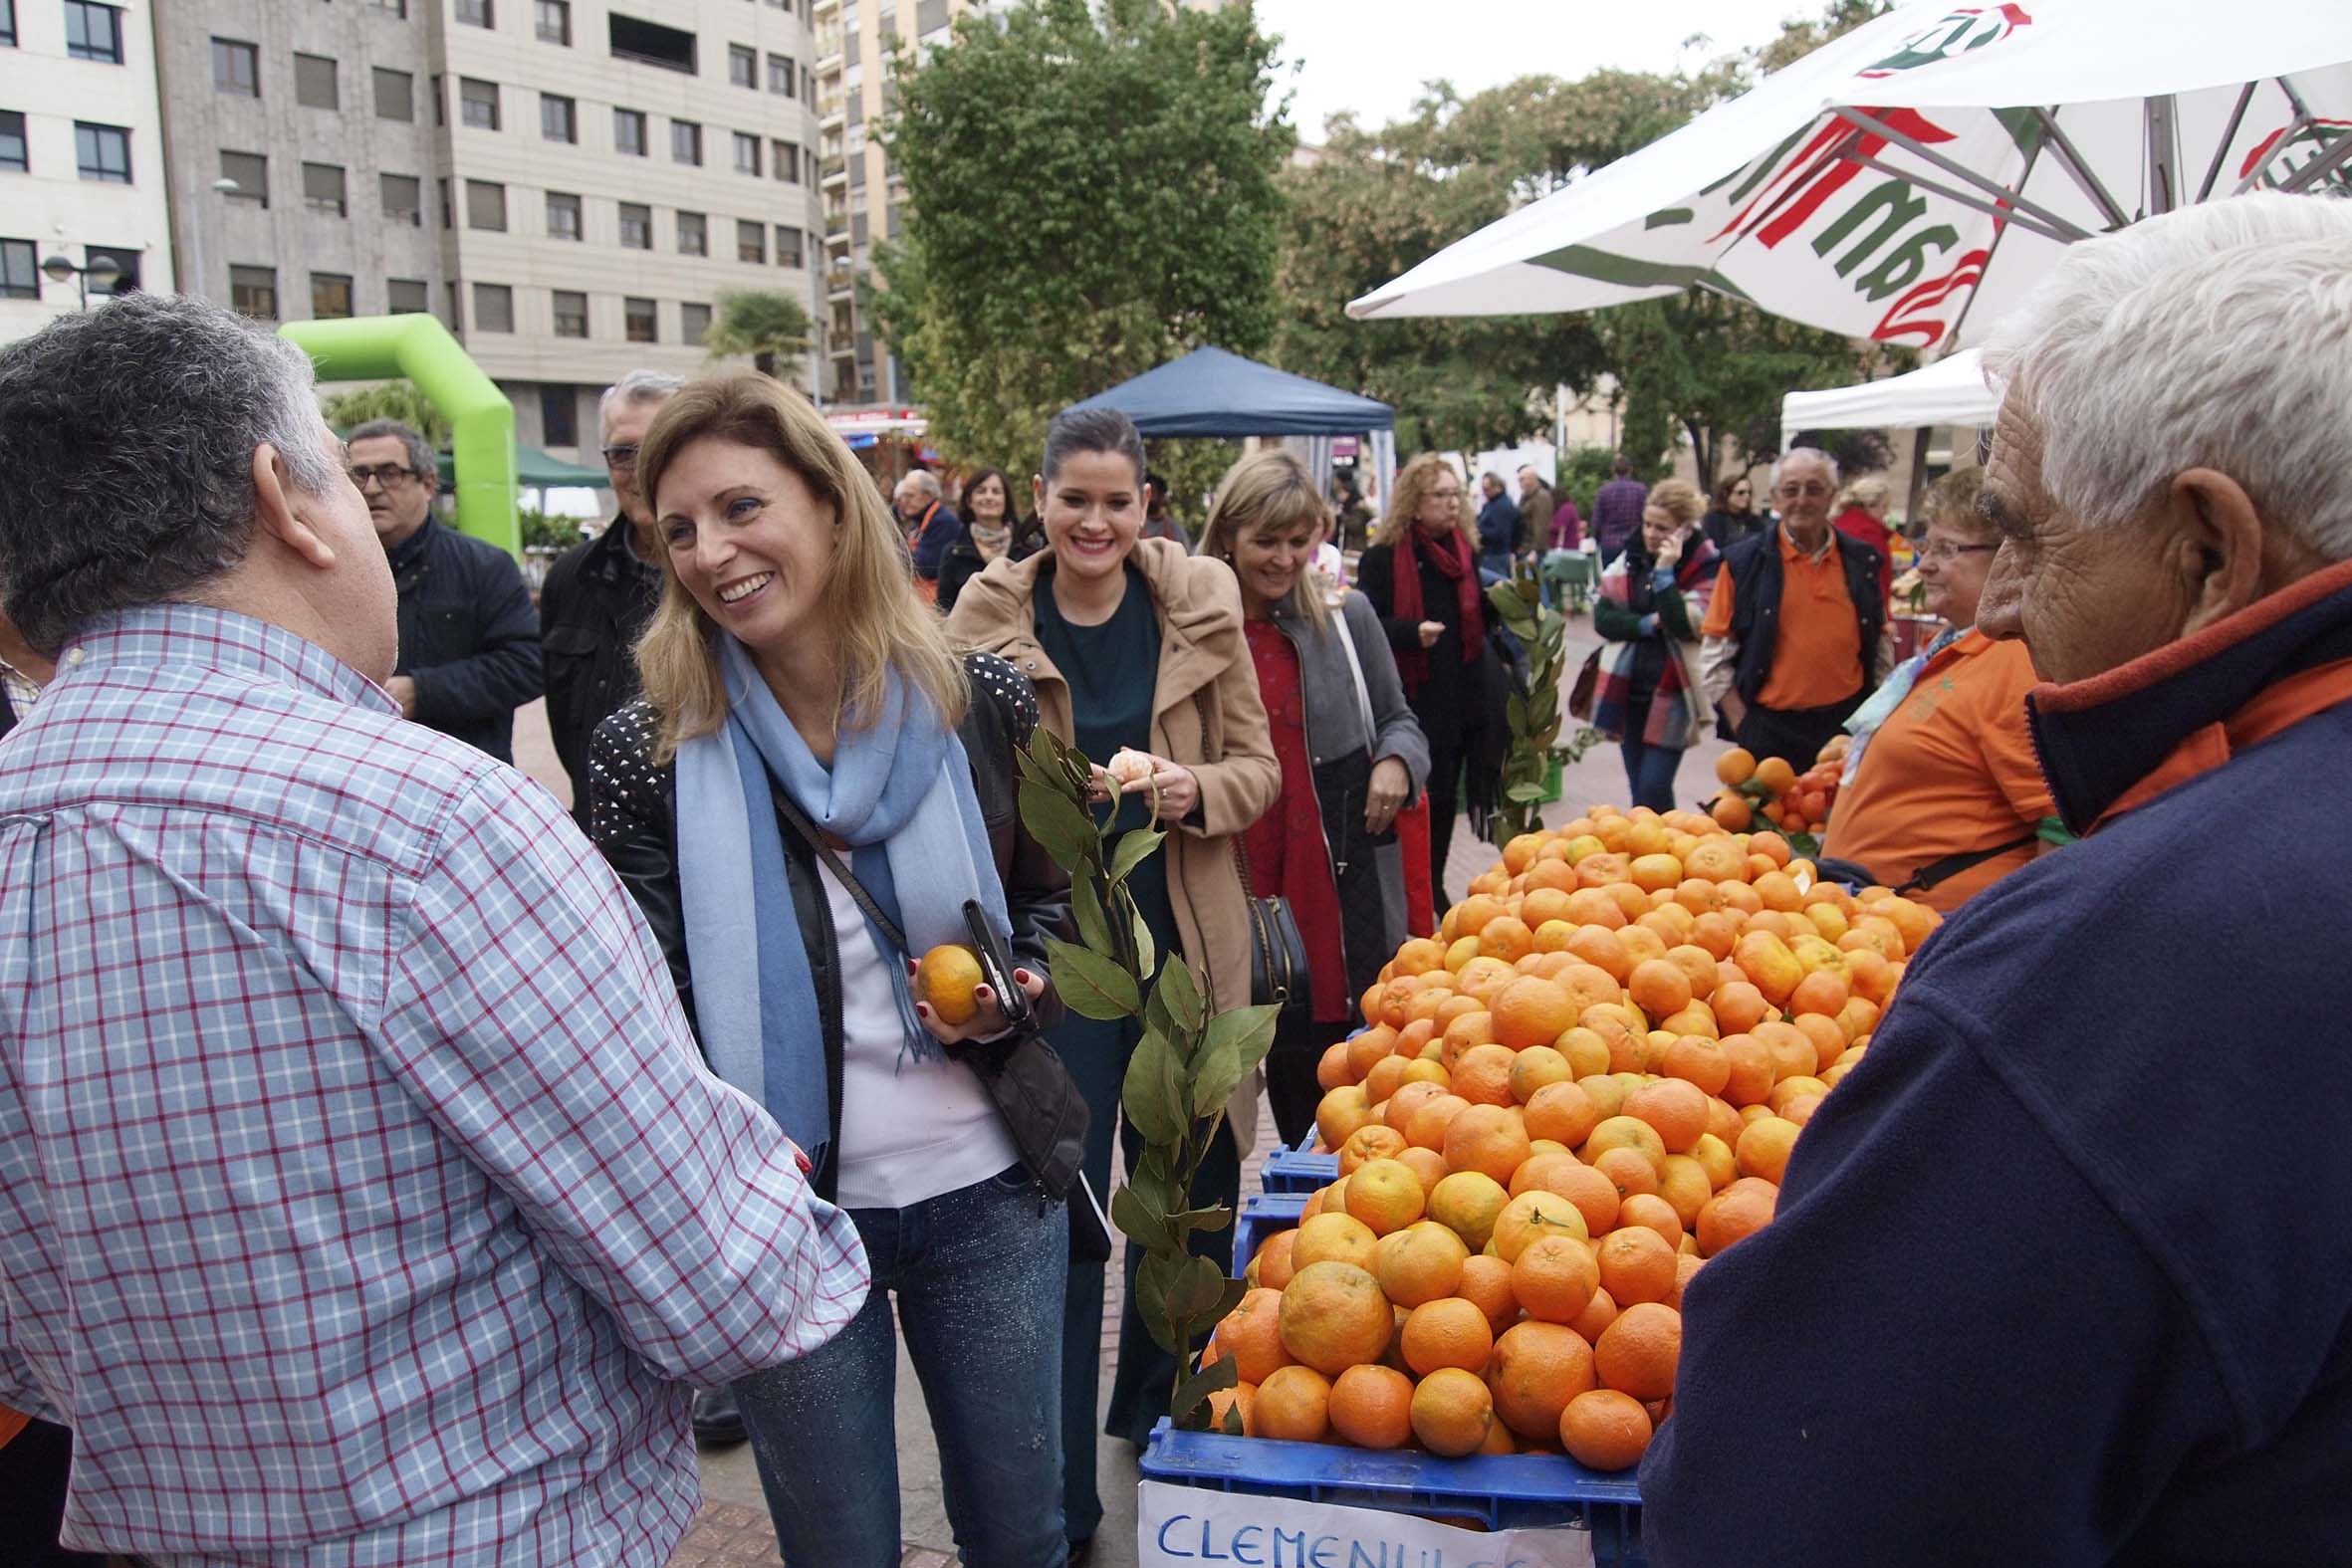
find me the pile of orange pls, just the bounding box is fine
[1205,804,1940,1473]
[1708,736,1849,838]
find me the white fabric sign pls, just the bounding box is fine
[1137,1480,1598,1568]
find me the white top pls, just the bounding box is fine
[821,861,1022,1210]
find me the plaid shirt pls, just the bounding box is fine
[0,605,868,1566]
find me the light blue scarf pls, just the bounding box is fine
[1840,623,1968,786]
[674,636,1010,1167]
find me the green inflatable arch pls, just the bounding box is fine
[279,314,520,558]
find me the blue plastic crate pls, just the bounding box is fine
[1142,1418,1645,1564]
[1232,1193,1305,1278]
[1260,1131,1338,1195]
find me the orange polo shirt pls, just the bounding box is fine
[1823,631,2053,911]
[1702,526,1866,711]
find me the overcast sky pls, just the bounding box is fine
[1256,0,1808,143]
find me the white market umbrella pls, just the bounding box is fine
[1348,0,2352,352]
[1780,347,1997,447]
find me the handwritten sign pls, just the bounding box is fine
[1137,1480,1598,1568]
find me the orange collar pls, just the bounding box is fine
[2095,655,2352,828]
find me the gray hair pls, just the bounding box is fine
[1042,405,1146,489]
[1982,191,2352,560]
[896,469,941,501]
[598,368,684,432]
[347,418,436,485]
[1772,446,1841,489]
[0,292,337,654]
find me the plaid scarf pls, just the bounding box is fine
[1592,539,1719,748]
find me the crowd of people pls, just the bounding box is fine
[0,191,2348,1568]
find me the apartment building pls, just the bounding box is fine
[152,0,823,457]
[0,0,177,346]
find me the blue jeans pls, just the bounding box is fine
[1620,732,1686,814]
[735,1167,1069,1568]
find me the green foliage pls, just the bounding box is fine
[320,379,450,450]
[872,0,1294,466]
[515,507,583,553]
[1486,569,1572,844]
[705,290,816,384]
[1013,725,1278,1432]
[1556,445,1621,514]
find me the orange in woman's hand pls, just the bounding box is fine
[916,945,985,1025]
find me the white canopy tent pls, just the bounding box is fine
[1779,348,1998,449]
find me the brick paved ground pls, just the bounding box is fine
[505,606,1727,1566]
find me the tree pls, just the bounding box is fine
[871,0,1293,466]
[320,378,450,448]
[705,290,816,384]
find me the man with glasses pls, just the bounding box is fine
[347,419,542,763]
[1697,446,1888,770]
[538,370,682,821]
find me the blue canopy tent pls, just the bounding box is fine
[1061,346,1398,503]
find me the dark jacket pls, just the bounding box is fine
[936,519,1043,617]
[1518,486,1554,555]
[1721,526,1886,710]
[387,518,543,763]
[585,652,1070,1204]
[539,517,663,819]
[907,502,964,581]
[1644,564,2352,1566]
[1476,492,1521,564]
[1702,507,1763,554]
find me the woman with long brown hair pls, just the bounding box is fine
[586,374,1075,1567]
[936,465,1036,614]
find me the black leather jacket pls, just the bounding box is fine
[586,652,1070,1201]
[539,517,662,820]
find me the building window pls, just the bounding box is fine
[915,0,947,32]
[430,73,443,125]
[613,107,646,155]
[75,122,130,183]
[546,189,581,240]
[767,52,795,96]
[608,12,695,73]
[737,218,765,263]
[455,0,493,27]
[534,0,569,44]
[775,225,803,268]
[444,282,461,332]
[302,162,348,217]
[733,131,760,176]
[311,272,353,319]
[212,38,259,96]
[437,176,450,227]
[541,92,576,142]
[472,283,513,333]
[0,111,24,172]
[676,209,706,256]
[366,0,408,16]
[230,264,278,319]
[84,243,137,294]
[294,53,339,110]
[804,65,814,100]
[618,200,650,249]
[624,296,656,343]
[0,238,37,300]
[460,78,499,130]
[670,118,701,165]
[465,178,506,230]
[681,301,711,346]
[729,43,755,88]
[373,67,413,119]
[65,1,121,63]
[772,140,799,183]
[379,171,420,224]
[219,148,267,204]
[552,289,587,338]
[388,277,428,314]
[541,384,578,446]
[0,0,15,47]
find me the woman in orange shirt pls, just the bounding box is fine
[1821,469,2055,911]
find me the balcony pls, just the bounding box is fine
[821,156,848,188]
[826,266,855,298]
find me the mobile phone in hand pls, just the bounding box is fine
[962,899,1033,1031]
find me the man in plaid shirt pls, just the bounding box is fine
[0,295,869,1564]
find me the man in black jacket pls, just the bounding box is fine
[348,420,542,763]
[538,369,681,819]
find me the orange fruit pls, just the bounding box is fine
[1657,1154,1714,1228]
[1718,1033,1775,1108]
[1400,1295,1496,1378]
[1595,1225,1678,1306]
[1491,1189,1588,1263]
[1715,747,1757,786]
[1490,977,1576,1051]
[1315,1086,1376,1150]
[1456,1252,1520,1334]
[1519,887,1575,931]
[1736,1116,1801,1185]
[1361,1055,1409,1108]
[1374,1220,1469,1309]
[1623,1078,1709,1154]
[1327,1363,1414,1450]
[1441,1103,1532,1184]
[1410,1366,1497,1457]
[1391,936,1447,978]
[1344,1158,1427,1237]
[1696,1180,1776,1255]
[1522,1081,1603,1149]
[1439,1009,1495,1069]
[1450,1042,1521,1108]
[1384,1079,1448,1134]
[1614,1192,1685,1249]
[1626,959,1694,1019]
[1479,916,1536,963]
[1581,1114,1669,1177]
[1766,1075,1829,1117]
[1513,1152,1620,1236]
[1337,1122,1409,1177]
[1507,1045,1575,1106]
[1592,1145,1660,1200]
[1315,1040,1353,1091]
[1345,1024,1400,1082]
[1253,1229,1298,1290]
[1211,1287,1295,1386]
[1291,1211,1379,1273]
[1252,1364,1332,1442]
[1487,1320,1598,1441]
[1279,1260,1396,1375]
[1426,1170,1510,1251]
[1395,1144,1450,1197]
[1512,1233,1601,1324]
[914,944,986,1024]
[1594,1301,1681,1400]
[1753,756,1796,794]
[1659,1034,1732,1097]
[1567,1284,1620,1346]
[1563,925,1633,984]
[1206,1380,1256,1435]
[1559,1388,1653,1471]
[1404,1092,1473,1152]
[1787,969,1850,1018]
[1667,1250,1706,1308]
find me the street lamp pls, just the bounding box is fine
[41,251,122,309]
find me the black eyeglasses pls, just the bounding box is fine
[602,444,639,471]
[348,464,419,490]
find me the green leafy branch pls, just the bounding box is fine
[1012,726,1281,1434]
[1487,565,1575,845]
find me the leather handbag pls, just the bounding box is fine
[1233,836,1314,1052]
[1567,644,1604,721]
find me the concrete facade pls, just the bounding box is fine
[0,0,178,346]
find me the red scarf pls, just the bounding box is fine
[1393,524,1485,691]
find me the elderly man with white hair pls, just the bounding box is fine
[893,467,963,594]
[1645,190,2352,1565]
